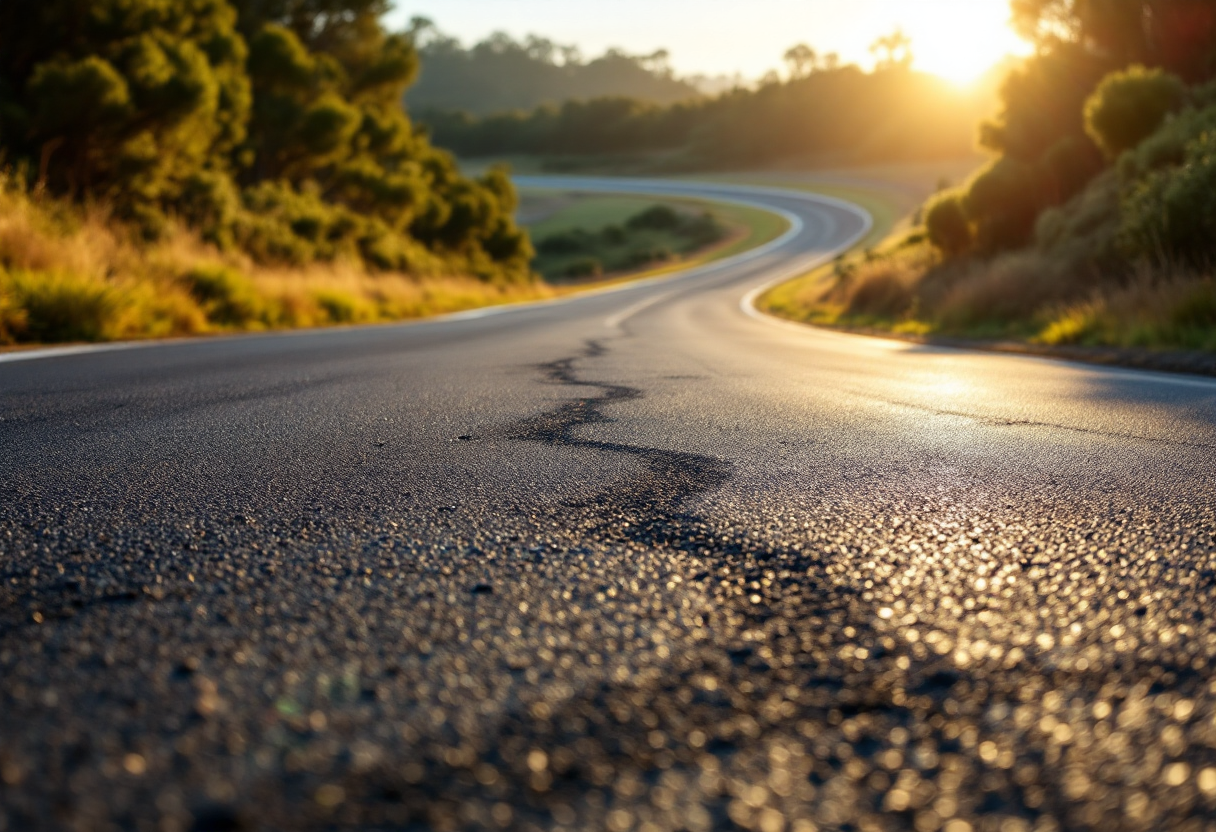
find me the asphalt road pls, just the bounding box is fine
[3,177,1216,832]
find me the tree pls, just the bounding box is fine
[1012,0,1216,81]
[0,0,534,282]
[1,0,251,211]
[869,29,913,71]
[925,190,974,255]
[784,44,818,79]
[1084,65,1187,157]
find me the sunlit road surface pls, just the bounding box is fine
[3,177,1216,832]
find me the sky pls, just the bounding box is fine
[386,0,1033,85]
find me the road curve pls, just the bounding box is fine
[3,177,1216,831]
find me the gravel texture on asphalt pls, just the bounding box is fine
[3,179,1216,832]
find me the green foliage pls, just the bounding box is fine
[845,271,913,319]
[964,157,1045,252]
[531,203,726,281]
[0,0,532,288]
[425,66,986,167]
[1119,101,1216,179]
[924,190,972,255]
[626,205,681,231]
[0,275,28,343]
[407,24,698,116]
[1119,130,1216,263]
[182,265,264,326]
[3,269,119,342]
[1085,66,1187,158]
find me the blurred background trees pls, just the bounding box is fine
[405,22,701,116]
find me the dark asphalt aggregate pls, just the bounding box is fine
[2,178,1216,832]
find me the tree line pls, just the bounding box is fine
[418,39,992,168]
[0,0,533,283]
[405,20,701,115]
[418,28,997,167]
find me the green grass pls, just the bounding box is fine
[526,196,676,237]
[519,190,789,284]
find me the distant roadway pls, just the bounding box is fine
[3,177,1215,831]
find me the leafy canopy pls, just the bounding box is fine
[0,0,531,282]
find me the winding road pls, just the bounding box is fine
[3,177,1216,831]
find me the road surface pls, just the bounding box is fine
[2,177,1216,832]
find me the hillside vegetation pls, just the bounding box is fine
[0,0,536,344]
[407,22,701,115]
[530,202,727,281]
[423,60,996,170]
[767,0,1216,354]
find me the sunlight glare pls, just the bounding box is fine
[898,2,1032,86]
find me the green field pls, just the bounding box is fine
[519,191,789,283]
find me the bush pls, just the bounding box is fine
[314,289,374,324]
[537,230,594,255]
[845,269,914,319]
[601,225,627,245]
[624,248,673,268]
[934,251,1068,330]
[1084,66,1187,159]
[677,212,726,248]
[1032,169,1122,271]
[563,258,602,278]
[3,270,120,342]
[182,265,264,327]
[626,204,681,231]
[0,275,28,343]
[965,157,1044,252]
[1119,131,1216,262]
[1119,102,1216,180]
[924,190,973,255]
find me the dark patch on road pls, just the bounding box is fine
[505,340,734,548]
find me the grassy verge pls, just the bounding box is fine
[760,205,1216,362]
[518,190,789,288]
[1,177,789,348]
[0,177,555,348]
[739,178,923,325]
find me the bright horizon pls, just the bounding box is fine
[387,0,1033,86]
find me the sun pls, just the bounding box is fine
[896,2,1032,87]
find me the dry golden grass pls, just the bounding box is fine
[0,173,552,345]
[1039,267,1216,350]
[762,213,1216,351]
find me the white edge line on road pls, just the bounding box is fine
[8,173,1216,390]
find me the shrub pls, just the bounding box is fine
[934,251,1067,330]
[965,157,1044,252]
[0,275,29,343]
[626,204,681,231]
[1119,131,1216,263]
[601,225,627,245]
[924,190,972,255]
[1119,102,1216,180]
[314,289,374,324]
[4,270,120,342]
[537,230,594,255]
[182,265,264,327]
[563,258,602,278]
[1041,135,1104,203]
[1032,169,1122,271]
[845,268,914,319]
[624,248,673,268]
[1084,66,1187,159]
[677,212,726,248]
